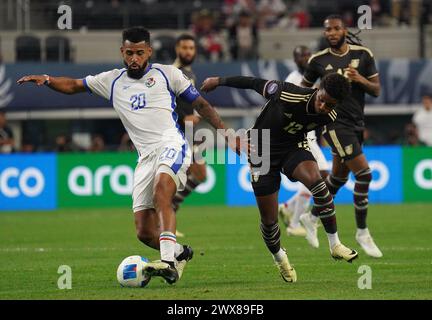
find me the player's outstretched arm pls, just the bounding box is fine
[17,75,86,95]
[201,76,269,97]
[192,96,242,155]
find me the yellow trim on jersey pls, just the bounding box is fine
[329,130,346,157]
[328,110,337,121]
[281,91,311,98]
[307,48,330,64]
[367,73,379,79]
[329,45,350,57]
[349,44,374,57]
[280,96,309,103]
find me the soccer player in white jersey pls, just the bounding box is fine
[17,27,237,284]
[278,46,330,244]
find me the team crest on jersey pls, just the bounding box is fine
[345,144,353,155]
[145,77,156,88]
[350,59,360,68]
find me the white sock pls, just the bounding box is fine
[310,212,319,224]
[327,232,341,248]
[272,248,286,263]
[159,231,176,263]
[356,228,369,237]
[174,243,184,258]
[291,193,311,227]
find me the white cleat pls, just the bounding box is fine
[331,243,359,262]
[300,213,319,248]
[273,248,297,283]
[356,230,383,258]
[278,203,293,227]
[286,225,307,237]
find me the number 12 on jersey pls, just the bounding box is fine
[130,93,146,110]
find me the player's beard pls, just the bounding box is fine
[327,34,346,49]
[178,54,195,67]
[124,61,147,79]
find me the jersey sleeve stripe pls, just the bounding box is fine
[82,78,92,94]
[109,70,127,104]
[367,73,379,79]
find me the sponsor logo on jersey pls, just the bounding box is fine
[145,77,156,88]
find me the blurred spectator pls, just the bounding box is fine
[228,11,259,60]
[412,93,432,146]
[54,134,75,152]
[403,122,424,146]
[192,10,225,62]
[89,134,106,152]
[223,0,257,28]
[117,132,135,152]
[21,140,36,153]
[0,111,14,153]
[257,0,287,28]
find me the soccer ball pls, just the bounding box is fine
[116,255,151,288]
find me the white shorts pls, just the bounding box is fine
[132,142,191,212]
[307,131,330,171]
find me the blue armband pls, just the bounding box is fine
[179,84,200,103]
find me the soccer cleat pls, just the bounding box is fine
[278,203,292,227]
[175,245,194,280]
[286,225,307,237]
[356,231,383,258]
[144,261,179,284]
[299,213,319,248]
[273,248,297,283]
[330,243,359,263]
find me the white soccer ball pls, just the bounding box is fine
[116,255,151,288]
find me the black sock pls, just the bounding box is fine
[259,222,281,254]
[354,168,372,229]
[310,180,337,234]
[172,174,201,212]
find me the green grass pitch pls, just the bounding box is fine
[0,204,431,300]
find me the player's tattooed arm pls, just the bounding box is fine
[346,66,381,97]
[192,96,242,155]
[17,75,86,94]
[192,96,225,130]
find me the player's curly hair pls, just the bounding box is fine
[122,26,150,44]
[321,73,351,101]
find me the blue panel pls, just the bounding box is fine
[0,153,57,210]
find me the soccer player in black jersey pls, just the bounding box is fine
[300,15,383,258]
[201,73,358,283]
[172,34,207,238]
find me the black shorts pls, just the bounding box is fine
[250,146,316,197]
[322,124,363,162]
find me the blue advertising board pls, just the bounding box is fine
[0,153,57,210]
[226,146,403,206]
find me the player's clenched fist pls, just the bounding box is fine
[17,75,48,86]
[200,77,220,92]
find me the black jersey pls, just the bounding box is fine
[303,45,378,130]
[252,80,337,155]
[219,76,337,156]
[173,60,197,132]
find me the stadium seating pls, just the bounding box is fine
[15,35,41,62]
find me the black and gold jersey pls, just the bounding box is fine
[303,45,378,130]
[251,80,337,155]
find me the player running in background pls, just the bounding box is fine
[201,73,358,283]
[17,27,235,284]
[172,34,207,237]
[278,45,330,238]
[300,15,383,258]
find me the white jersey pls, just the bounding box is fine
[84,63,199,159]
[284,70,303,86]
